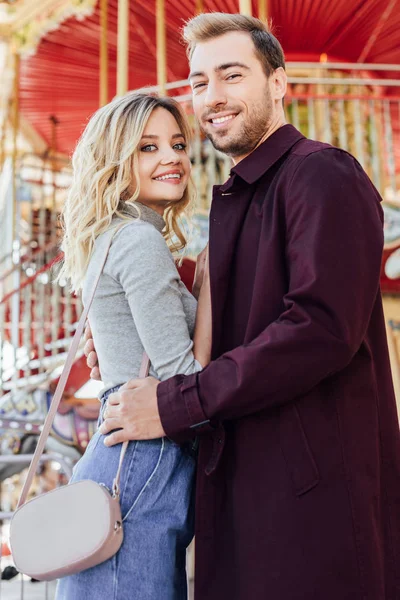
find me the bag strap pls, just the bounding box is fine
[111,350,150,498]
[17,226,150,508]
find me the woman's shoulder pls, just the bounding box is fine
[94,218,165,254]
[98,219,176,278]
[111,218,170,257]
[96,217,159,239]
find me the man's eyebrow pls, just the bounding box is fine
[189,62,250,80]
[141,133,185,140]
[216,62,250,72]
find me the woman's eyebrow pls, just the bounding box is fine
[141,134,185,140]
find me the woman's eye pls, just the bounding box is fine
[141,144,157,152]
[193,82,206,90]
[173,143,187,151]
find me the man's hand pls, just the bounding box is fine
[99,377,165,446]
[192,243,209,300]
[84,323,101,380]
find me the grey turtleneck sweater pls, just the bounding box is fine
[82,203,201,395]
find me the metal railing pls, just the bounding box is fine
[0,252,81,393]
[0,153,80,394]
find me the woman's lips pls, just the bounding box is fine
[153,176,184,185]
[153,178,183,185]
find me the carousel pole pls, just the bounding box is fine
[11,50,21,389]
[195,0,204,14]
[0,103,7,171]
[156,0,167,96]
[11,52,20,246]
[117,0,129,96]
[99,0,109,106]
[50,116,60,358]
[258,0,268,22]
[0,88,10,390]
[239,0,252,16]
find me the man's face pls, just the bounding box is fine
[189,31,285,162]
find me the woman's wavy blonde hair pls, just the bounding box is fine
[58,91,194,293]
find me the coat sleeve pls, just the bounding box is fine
[157,149,385,442]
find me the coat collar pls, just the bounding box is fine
[219,124,305,192]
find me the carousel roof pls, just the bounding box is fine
[14,0,400,155]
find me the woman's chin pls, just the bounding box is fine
[154,192,185,203]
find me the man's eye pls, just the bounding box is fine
[141,144,157,152]
[227,74,241,81]
[193,82,207,90]
[173,143,187,151]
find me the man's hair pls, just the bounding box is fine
[183,13,285,78]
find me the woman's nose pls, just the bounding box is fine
[160,149,181,165]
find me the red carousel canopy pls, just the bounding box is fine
[19,0,400,155]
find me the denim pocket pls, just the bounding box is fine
[121,438,165,521]
[97,384,123,427]
[97,400,108,428]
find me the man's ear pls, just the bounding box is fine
[272,67,287,102]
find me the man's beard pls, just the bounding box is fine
[201,89,273,158]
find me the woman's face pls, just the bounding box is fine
[136,107,191,215]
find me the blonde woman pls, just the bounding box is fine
[56,92,211,599]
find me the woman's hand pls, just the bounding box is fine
[193,245,212,367]
[192,244,209,300]
[83,323,101,380]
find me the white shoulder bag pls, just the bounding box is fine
[10,227,150,581]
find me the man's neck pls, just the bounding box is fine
[231,116,287,166]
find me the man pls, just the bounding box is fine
[86,13,400,600]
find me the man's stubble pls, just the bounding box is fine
[200,86,273,160]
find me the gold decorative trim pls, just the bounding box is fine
[11,0,97,58]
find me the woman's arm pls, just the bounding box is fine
[192,244,208,300]
[193,247,212,368]
[107,222,202,380]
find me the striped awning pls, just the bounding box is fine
[17,0,400,155]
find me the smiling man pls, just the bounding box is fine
[188,36,283,160]
[89,13,400,600]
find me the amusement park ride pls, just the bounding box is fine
[0,0,399,488]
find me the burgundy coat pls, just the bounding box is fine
[158,125,400,599]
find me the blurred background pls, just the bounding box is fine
[0,0,399,597]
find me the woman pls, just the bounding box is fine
[56,91,211,599]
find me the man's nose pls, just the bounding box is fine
[204,82,227,110]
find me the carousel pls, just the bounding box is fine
[0,0,399,592]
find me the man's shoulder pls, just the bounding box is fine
[291,138,346,160]
[285,138,361,177]
[281,138,380,206]
[292,137,330,155]
[291,138,356,162]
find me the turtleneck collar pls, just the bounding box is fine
[120,201,165,233]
